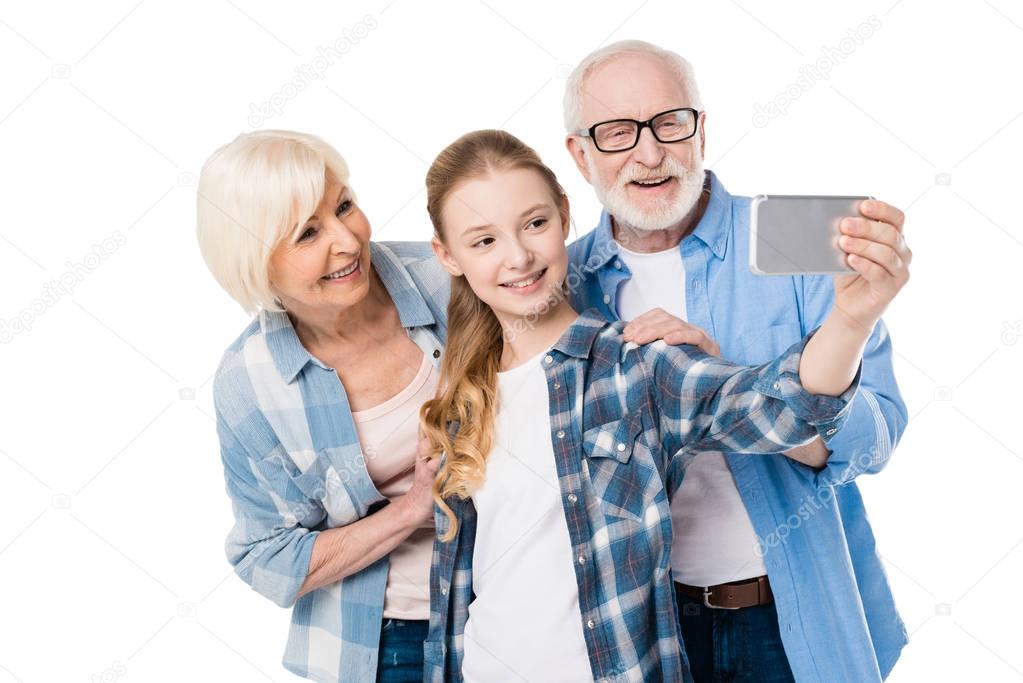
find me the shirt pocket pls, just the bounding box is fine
[582,410,653,522]
[582,411,642,463]
[264,447,365,528]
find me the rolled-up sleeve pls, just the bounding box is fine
[798,275,908,487]
[639,329,860,460]
[215,402,324,609]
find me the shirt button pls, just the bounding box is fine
[773,381,781,391]
[616,442,626,452]
[544,355,554,365]
[554,382,561,389]
[691,279,701,290]
[586,619,596,629]
[557,430,566,439]
[602,293,611,305]
[567,493,578,503]
[825,428,837,436]
[432,349,441,358]
[614,260,622,270]
[440,586,447,595]
[577,554,586,565]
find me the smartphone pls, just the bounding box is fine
[749,195,871,275]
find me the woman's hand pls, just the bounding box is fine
[397,429,441,526]
[299,430,440,598]
[623,307,721,357]
[831,199,912,336]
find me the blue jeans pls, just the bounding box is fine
[376,618,428,683]
[677,591,795,683]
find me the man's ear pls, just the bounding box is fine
[565,135,592,183]
[431,236,463,277]
[698,111,707,159]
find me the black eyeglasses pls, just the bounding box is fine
[577,107,701,153]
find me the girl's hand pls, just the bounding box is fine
[831,199,912,335]
[623,307,721,357]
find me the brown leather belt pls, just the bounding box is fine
[675,576,773,610]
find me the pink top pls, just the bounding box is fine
[352,352,439,620]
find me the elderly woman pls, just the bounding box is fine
[197,130,449,683]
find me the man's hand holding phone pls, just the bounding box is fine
[750,194,912,334]
[749,195,913,398]
[831,199,912,335]
[799,198,912,398]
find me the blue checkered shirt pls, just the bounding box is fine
[212,241,449,683]
[424,310,859,682]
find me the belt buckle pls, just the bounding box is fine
[702,586,741,610]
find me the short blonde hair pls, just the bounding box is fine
[563,40,704,133]
[196,129,353,314]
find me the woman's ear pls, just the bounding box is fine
[431,236,464,277]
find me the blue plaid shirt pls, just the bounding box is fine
[425,311,859,682]
[212,241,449,683]
[567,171,909,682]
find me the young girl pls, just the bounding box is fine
[418,130,905,683]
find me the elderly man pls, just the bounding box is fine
[564,40,910,682]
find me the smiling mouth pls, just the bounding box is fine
[322,258,360,280]
[500,267,548,288]
[630,176,673,188]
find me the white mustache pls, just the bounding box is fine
[617,159,693,187]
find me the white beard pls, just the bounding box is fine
[587,153,706,232]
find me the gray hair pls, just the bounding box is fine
[562,40,704,133]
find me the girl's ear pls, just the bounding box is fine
[431,236,464,277]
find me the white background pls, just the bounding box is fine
[1,1,1020,681]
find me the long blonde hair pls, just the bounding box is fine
[419,129,567,540]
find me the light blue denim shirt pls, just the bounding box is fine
[567,171,909,682]
[212,241,449,683]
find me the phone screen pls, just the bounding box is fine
[750,195,867,275]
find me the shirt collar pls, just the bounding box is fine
[691,170,732,260]
[549,308,608,359]
[368,241,437,328]
[590,169,733,263]
[261,241,437,383]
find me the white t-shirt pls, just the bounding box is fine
[615,240,688,324]
[615,240,768,587]
[461,350,593,683]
